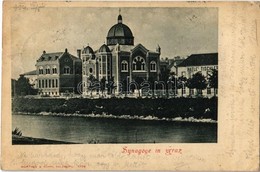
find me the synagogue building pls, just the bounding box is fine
[79,14,161,95]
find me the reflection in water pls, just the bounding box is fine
[12,113,217,143]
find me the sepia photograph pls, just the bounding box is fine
[2,1,259,171]
[11,7,218,144]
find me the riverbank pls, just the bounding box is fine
[12,97,217,120]
[12,135,79,144]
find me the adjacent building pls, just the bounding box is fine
[176,53,218,97]
[35,49,82,96]
[177,53,218,78]
[80,14,161,95]
[168,56,186,75]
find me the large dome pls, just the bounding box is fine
[107,14,134,46]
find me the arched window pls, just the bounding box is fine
[46,66,50,74]
[64,66,70,74]
[150,61,157,72]
[52,66,57,74]
[133,56,145,71]
[39,66,44,74]
[121,60,128,72]
[89,68,93,74]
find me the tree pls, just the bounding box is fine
[87,75,98,97]
[133,77,144,97]
[189,72,207,97]
[159,68,171,97]
[15,75,37,96]
[100,77,106,97]
[106,76,116,95]
[177,76,188,97]
[11,79,17,97]
[148,76,156,97]
[187,77,195,97]
[208,69,218,96]
[122,78,128,97]
[167,72,177,97]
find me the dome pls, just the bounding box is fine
[99,44,111,53]
[82,46,94,54]
[107,24,133,37]
[106,15,134,46]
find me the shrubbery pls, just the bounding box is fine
[12,97,217,120]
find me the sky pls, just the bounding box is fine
[11,7,218,79]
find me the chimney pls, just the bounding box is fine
[43,50,46,54]
[77,49,81,59]
[65,48,68,53]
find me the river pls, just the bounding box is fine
[12,113,217,143]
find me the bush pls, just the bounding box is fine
[12,127,22,136]
[12,97,217,120]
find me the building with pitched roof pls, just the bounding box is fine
[79,14,161,95]
[177,53,218,78]
[35,48,82,96]
[176,53,218,97]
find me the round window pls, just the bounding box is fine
[89,68,93,73]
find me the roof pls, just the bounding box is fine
[108,43,159,55]
[131,43,159,54]
[23,70,37,75]
[106,15,134,46]
[107,14,133,38]
[37,52,64,61]
[82,46,94,54]
[168,59,185,68]
[177,53,218,67]
[37,51,80,62]
[99,44,111,53]
[107,23,133,38]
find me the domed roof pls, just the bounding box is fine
[99,44,111,53]
[106,14,134,46]
[82,46,94,54]
[107,23,133,38]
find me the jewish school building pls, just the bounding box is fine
[35,49,82,96]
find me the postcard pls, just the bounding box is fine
[1,1,259,170]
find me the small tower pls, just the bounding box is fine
[156,44,161,54]
[118,8,122,23]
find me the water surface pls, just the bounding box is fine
[13,113,217,143]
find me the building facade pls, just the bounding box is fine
[176,53,218,97]
[35,49,82,96]
[80,14,161,96]
[177,53,218,78]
